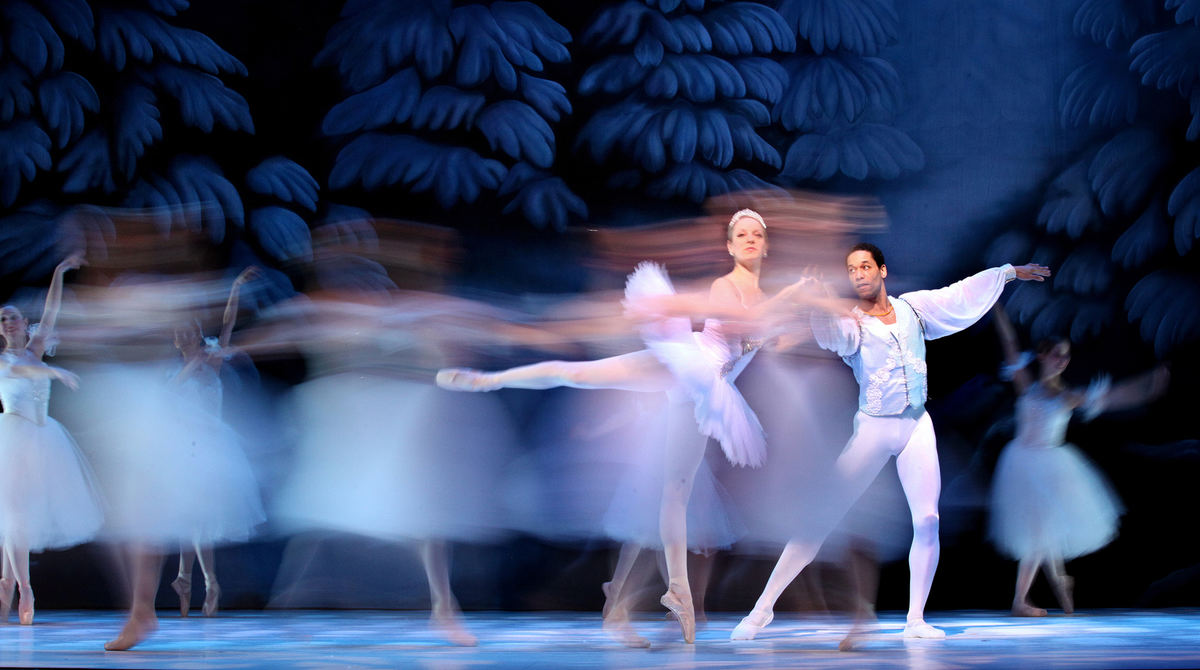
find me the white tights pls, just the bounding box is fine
[748,408,941,623]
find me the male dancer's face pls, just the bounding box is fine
[847,250,886,301]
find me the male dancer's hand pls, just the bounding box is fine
[1013,263,1051,281]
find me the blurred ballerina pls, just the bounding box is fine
[265,290,526,647]
[990,306,1169,616]
[165,267,264,619]
[439,209,810,644]
[93,268,266,650]
[0,253,102,625]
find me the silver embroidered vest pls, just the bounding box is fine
[847,297,928,416]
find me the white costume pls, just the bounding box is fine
[73,358,265,545]
[273,350,516,543]
[733,265,1018,638]
[0,354,103,551]
[989,382,1122,559]
[625,261,765,468]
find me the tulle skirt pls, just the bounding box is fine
[273,372,515,542]
[989,441,1123,560]
[70,364,265,546]
[0,414,104,551]
[624,262,766,468]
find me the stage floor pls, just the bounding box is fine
[2,609,1199,669]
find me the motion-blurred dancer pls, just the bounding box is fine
[94,268,266,650]
[990,306,1168,616]
[731,243,1050,642]
[0,253,102,625]
[439,209,808,644]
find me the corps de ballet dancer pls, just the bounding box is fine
[81,267,266,650]
[0,253,104,625]
[438,209,811,644]
[990,305,1169,616]
[730,243,1050,643]
[264,289,527,647]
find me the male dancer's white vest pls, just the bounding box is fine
[849,298,927,416]
[812,265,1017,417]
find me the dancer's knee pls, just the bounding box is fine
[912,513,939,543]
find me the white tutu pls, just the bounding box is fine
[273,372,516,542]
[989,440,1122,560]
[68,362,265,546]
[624,262,766,467]
[0,414,104,551]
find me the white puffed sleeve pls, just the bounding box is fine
[810,310,861,357]
[900,265,1015,340]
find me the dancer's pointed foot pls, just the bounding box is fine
[659,585,694,644]
[202,580,220,617]
[435,368,499,392]
[838,623,869,652]
[902,620,945,639]
[17,585,33,625]
[0,578,13,622]
[601,581,616,620]
[104,612,158,651]
[1054,575,1075,615]
[171,575,192,617]
[431,612,478,647]
[730,609,773,641]
[603,610,650,649]
[1011,601,1048,617]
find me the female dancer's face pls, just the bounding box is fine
[0,306,28,346]
[727,217,766,263]
[1038,341,1071,378]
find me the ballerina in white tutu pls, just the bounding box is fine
[438,209,811,644]
[97,267,266,650]
[990,306,1169,616]
[0,252,103,625]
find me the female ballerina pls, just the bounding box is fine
[438,209,805,644]
[93,267,266,650]
[0,252,104,625]
[990,306,1169,616]
[166,267,263,618]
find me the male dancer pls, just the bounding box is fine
[732,243,1050,641]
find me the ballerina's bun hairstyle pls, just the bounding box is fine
[727,209,766,239]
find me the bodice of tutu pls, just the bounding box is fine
[171,360,223,415]
[697,318,762,381]
[1013,385,1072,449]
[0,361,50,425]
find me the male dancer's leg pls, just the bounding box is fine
[893,412,946,638]
[731,412,896,639]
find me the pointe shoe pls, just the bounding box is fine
[202,580,220,617]
[0,578,13,621]
[171,575,192,617]
[659,587,695,644]
[17,585,34,626]
[432,613,478,647]
[1011,601,1048,617]
[104,613,158,651]
[601,581,616,620]
[730,610,773,641]
[435,368,496,392]
[603,613,651,649]
[1055,576,1075,615]
[839,625,867,652]
[902,620,945,639]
